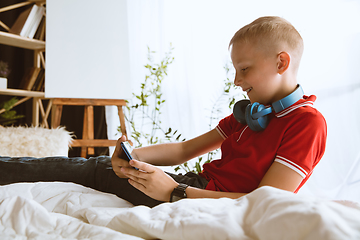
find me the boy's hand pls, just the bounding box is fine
[111,136,133,178]
[121,159,178,202]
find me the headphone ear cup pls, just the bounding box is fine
[233,100,251,124]
[245,103,270,132]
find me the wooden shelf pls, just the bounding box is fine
[0,88,45,98]
[0,31,45,50]
[0,1,48,128]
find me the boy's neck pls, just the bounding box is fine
[272,75,299,104]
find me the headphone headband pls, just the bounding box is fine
[272,84,304,113]
[252,84,304,119]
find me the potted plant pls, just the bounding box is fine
[0,61,10,89]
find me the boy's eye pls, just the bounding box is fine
[241,67,248,72]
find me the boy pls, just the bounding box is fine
[0,16,326,208]
[111,16,327,205]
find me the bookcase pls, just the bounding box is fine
[1,0,129,157]
[0,0,48,127]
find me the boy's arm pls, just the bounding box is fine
[121,160,303,202]
[111,128,224,178]
[132,128,224,166]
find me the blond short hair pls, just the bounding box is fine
[230,16,304,69]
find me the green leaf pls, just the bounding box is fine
[195,162,201,174]
[165,127,172,135]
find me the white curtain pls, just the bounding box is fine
[106,0,360,202]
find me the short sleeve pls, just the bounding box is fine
[216,114,245,139]
[275,110,327,178]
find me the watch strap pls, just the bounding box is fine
[170,183,188,202]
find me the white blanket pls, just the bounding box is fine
[0,182,359,240]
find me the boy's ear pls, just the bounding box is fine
[277,52,290,75]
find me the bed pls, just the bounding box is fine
[1,179,359,239]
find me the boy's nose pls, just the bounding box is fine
[234,76,242,86]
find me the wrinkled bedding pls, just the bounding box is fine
[0,182,359,240]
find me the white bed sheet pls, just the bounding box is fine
[0,182,359,240]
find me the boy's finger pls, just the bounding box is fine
[129,159,154,173]
[114,136,127,155]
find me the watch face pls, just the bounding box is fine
[171,195,183,202]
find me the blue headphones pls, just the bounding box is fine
[233,84,304,131]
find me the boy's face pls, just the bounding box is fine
[231,41,283,105]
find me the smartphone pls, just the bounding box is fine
[120,141,138,170]
[120,141,133,161]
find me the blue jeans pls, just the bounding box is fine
[0,156,208,207]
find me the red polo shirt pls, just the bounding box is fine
[199,95,327,193]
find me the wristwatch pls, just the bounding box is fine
[170,183,189,202]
